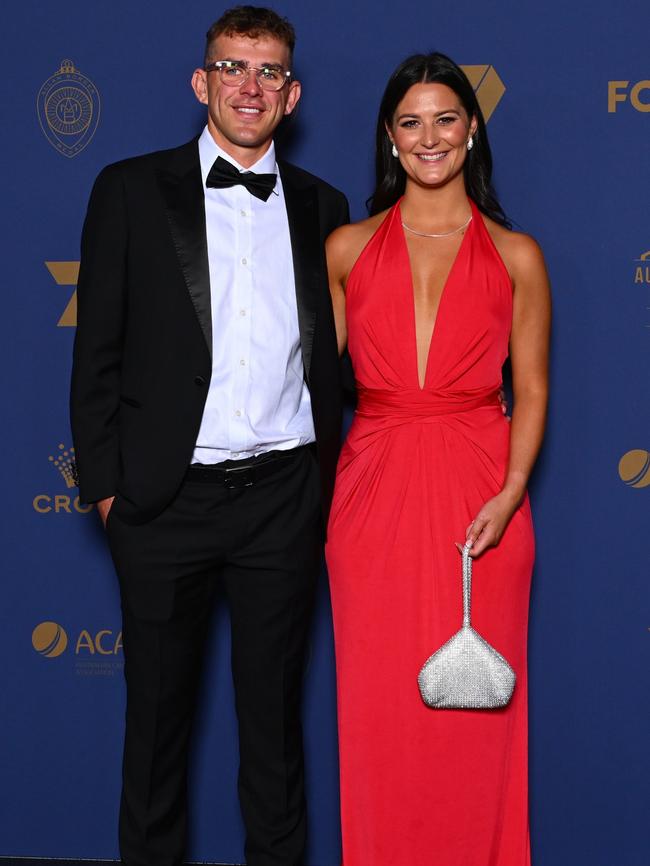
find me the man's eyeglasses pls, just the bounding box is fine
[205,60,291,92]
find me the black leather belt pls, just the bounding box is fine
[186,446,310,488]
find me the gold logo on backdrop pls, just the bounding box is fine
[37,60,100,157]
[33,441,92,515]
[49,442,78,488]
[608,80,650,113]
[618,449,650,488]
[633,251,650,285]
[45,261,78,326]
[32,621,68,658]
[631,251,650,329]
[32,622,124,675]
[75,630,123,656]
[461,66,506,121]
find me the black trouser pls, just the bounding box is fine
[106,447,322,866]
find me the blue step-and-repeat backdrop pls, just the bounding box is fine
[1,1,648,863]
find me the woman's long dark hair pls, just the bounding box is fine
[369,52,510,227]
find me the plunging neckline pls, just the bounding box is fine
[398,200,474,390]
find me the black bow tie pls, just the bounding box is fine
[206,156,277,201]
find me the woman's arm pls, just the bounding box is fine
[465,233,551,557]
[325,226,349,356]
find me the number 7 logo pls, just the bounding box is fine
[45,261,79,326]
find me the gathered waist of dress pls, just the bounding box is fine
[355,385,501,420]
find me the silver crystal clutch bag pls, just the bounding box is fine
[417,544,516,710]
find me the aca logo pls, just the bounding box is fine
[618,450,650,489]
[32,442,93,515]
[32,621,124,677]
[608,80,650,113]
[32,621,68,658]
[45,261,78,327]
[37,60,100,157]
[76,629,123,655]
[461,65,505,122]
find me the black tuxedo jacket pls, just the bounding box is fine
[71,138,349,525]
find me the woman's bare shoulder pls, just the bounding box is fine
[481,214,546,283]
[327,210,390,285]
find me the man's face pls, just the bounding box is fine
[192,33,300,167]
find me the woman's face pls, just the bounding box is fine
[388,82,477,190]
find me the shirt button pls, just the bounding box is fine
[240,359,246,366]
[235,409,242,417]
[240,309,246,316]
[241,257,247,266]
[240,209,247,217]
[232,452,240,458]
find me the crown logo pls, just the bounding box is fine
[49,443,78,489]
[59,59,76,74]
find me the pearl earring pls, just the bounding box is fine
[467,136,474,151]
[391,144,398,158]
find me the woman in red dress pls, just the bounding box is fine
[326,53,550,866]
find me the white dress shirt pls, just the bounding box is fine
[192,127,315,464]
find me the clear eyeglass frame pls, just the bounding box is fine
[205,60,291,92]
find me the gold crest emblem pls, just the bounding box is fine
[37,60,100,157]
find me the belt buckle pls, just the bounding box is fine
[224,466,254,489]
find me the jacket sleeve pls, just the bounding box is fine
[332,189,350,233]
[70,164,127,504]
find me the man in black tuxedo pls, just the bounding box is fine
[70,7,348,865]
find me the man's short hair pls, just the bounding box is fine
[204,5,296,65]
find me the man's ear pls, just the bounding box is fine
[191,69,208,105]
[284,79,301,116]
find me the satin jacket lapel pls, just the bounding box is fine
[280,163,320,381]
[157,142,212,358]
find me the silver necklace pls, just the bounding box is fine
[401,214,472,238]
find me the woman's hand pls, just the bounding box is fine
[457,491,521,557]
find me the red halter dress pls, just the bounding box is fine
[326,200,534,866]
